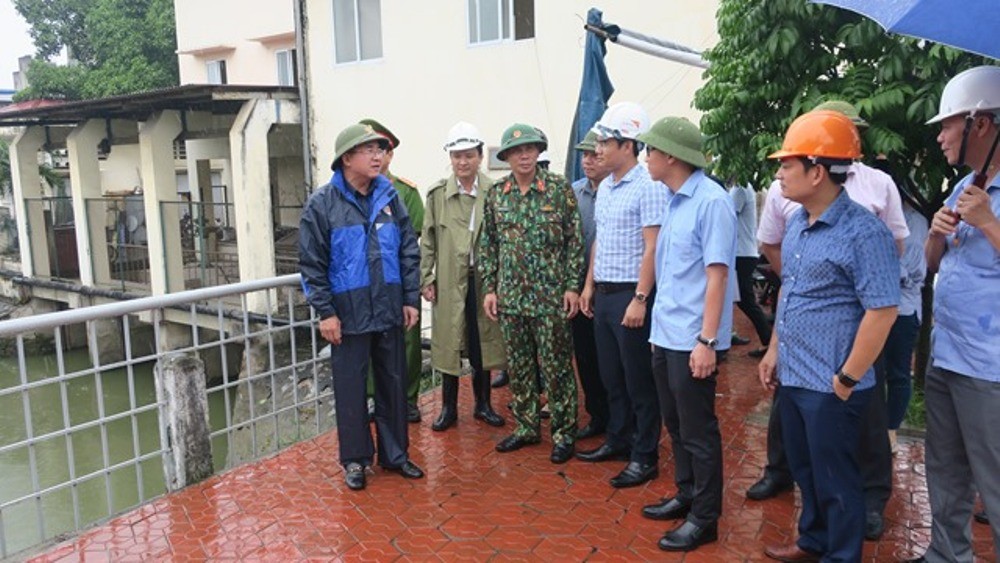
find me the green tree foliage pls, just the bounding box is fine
[695,0,989,210]
[13,0,179,101]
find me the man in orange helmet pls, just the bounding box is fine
[758,111,899,562]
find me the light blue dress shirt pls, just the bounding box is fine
[572,177,598,278]
[650,170,738,352]
[932,174,1000,381]
[777,190,900,392]
[899,203,928,319]
[593,164,670,283]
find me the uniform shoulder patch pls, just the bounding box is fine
[395,175,419,189]
[426,178,448,194]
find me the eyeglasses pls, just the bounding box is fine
[354,144,387,157]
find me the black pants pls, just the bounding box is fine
[331,327,409,469]
[464,275,484,375]
[736,256,772,345]
[653,346,723,527]
[765,362,892,513]
[592,288,660,464]
[571,312,608,429]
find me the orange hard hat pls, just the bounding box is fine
[768,110,862,161]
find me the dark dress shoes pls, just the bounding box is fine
[491,370,509,388]
[473,405,506,427]
[975,510,990,524]
[576,422,605,440]
[731,334,751,346]
[658,520,718,552]
[746,474,794,500]
[385,460,424,479]
[642,497,691,520]
[865,510,885,541]
[495,434,541,453]
[407,403,421,423]
[610,461,658,488]
[748,347,768,358]
[550,443,574,464]
[763,543,821,562]
[344,463,366,491]
[575,442,630,462]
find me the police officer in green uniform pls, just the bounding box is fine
[359,119,426,423]
[478,123,584,464]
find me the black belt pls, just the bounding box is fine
[594,282,636,294]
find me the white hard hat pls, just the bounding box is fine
[591,102,651,140]
[538,150,551,163]
[927,66,1000,124]
[443,121,484,152]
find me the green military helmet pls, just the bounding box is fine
[358,118,400,149]
[637,116,709,169]
[330,123,389,170]
[497,123,547,161]
[813,100,869,128]
[574,130,599,152]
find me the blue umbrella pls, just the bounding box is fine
[810,0,1000,60]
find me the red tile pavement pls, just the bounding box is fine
[28,317,997,562]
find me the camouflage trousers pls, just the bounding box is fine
[498,313,578,446]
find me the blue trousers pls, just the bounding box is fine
[780,386,871,562]
[883,313,919,430]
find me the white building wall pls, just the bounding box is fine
[304,1,718,189]
[175,0,295,85]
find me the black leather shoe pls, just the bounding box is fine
[407,403,421,423]
[975,510,990,524]
[495,434,541,453]
[575,442,630,462]
[864,511,885,541]
[344,463,365,491]
[385,460,424,479]
[731,334,751,346]
[610,461,658,488]
[474,405,506,427]
[748,347,768,358]
[746,474,793,500]
[642,497,691,521]
[491,370,509,388]
[658,520,718,551]
[550,443,574,464]
[577,422,606,440]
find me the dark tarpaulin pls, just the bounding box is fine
[564,8,614,183]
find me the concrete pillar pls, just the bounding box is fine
[155,353,213,490]
[138,110,184,295]
[66,119,109,286]
[229,99,301,311]
[10,126,49,278]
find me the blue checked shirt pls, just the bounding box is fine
[650,170,738,351]
[932,173,1000,381]
[593,164,670,282]
[777,190,900,392]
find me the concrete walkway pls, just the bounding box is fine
[30,318,996,562]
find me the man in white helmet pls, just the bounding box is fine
[578,102,669,489]
[908,65,1000,563]
[420,122,506,433]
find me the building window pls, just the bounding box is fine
[333,0,383,64]
[206,60,228,85]
[468,0,534,44]
[276,49,298,86]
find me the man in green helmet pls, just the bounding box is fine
[358,119,426,424]
[477,123,584,464]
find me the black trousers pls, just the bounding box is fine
[571,312,608,429]
[765,362,893,513]
[331,327,409,469]
[592,288,661,464]
[653,346,723,527]
[735,256,772,345]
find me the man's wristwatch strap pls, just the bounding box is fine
[837,370,859,388]
[696,335,719,349]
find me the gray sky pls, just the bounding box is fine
[0,0,34,90]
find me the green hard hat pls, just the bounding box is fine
[637,116,708,169]
[497,123,547,161]
[574,130,599,152]
[813,100,869,128]
[330,123,389,170]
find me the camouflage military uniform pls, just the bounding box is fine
[477,167,584,446]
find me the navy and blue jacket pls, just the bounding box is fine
[299,169,420,335]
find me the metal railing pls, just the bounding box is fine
[0,274,332,558]
[85,197,151,291]
[163,200,240,290]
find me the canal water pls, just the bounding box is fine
[0,349,230,556]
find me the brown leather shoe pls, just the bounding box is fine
[764,543,820,562]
